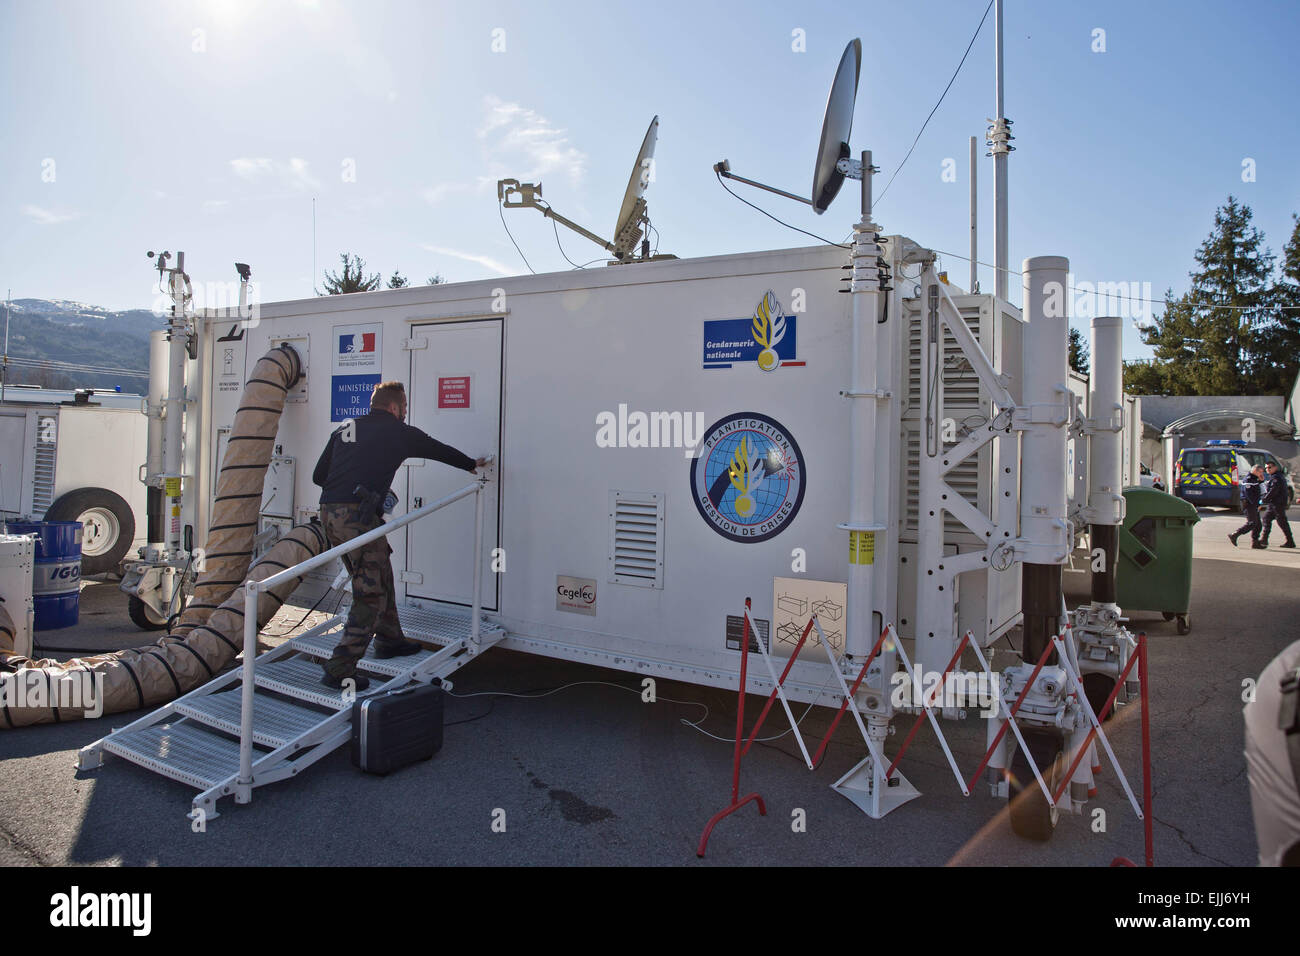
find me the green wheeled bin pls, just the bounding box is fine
[1116,486,1200,634]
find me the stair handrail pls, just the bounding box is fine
[236,459,495,797]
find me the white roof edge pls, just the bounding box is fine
[254,241,902,321]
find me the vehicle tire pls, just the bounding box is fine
[1161,612,1175,622]
[1082,673,1118,721]
[46,487,135,576]
[1007,732,1062,841]
[128,595,169,631]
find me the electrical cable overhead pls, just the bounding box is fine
[540,201,586,269]
[4,355,150,380]
[498,201,535,274]
[925,247,1300,313]
[875,0,995,209]
[716,171,852,249]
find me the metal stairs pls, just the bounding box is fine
[77,603,505,820]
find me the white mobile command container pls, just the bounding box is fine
[192,240,1024,713]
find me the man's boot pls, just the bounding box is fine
[1229,533,1239,547]
[322,670,370,691]
[373,639,425,659]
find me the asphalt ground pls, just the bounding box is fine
[1,504,1296,867]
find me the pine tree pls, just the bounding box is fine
[1068,327,1090,375]
[1122,359,1166,395]
[1259,214,1300,393]
[321,253,381,295]
[1139,197,1274,395]
[426,274,446,285]
[387,271,409,289]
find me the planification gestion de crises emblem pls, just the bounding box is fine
[691,412,805,543]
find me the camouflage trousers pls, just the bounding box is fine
[320,502,407,677]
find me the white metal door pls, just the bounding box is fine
[0,413,27,516]
[406,319,501,610]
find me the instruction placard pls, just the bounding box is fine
[725,615,770,653]
[772,576,848,658]
[849,530,875,565]
[438,376,471,409]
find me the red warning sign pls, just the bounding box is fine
[438,376,470,409]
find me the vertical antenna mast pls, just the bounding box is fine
[969,136,978,292]
[2,289,9,403]
[990,0,1013,300]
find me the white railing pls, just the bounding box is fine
[237,461,494,793]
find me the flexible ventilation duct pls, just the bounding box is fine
[0,344,325,728]
[172,343,303,636]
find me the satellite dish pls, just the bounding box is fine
[811,39,861,215]
[613,115,659,258]
[499,114,670,265]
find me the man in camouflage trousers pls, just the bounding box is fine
[313,381,485,690]
[319,501,409,683]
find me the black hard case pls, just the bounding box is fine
[350,682,444,774]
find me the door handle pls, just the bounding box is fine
[413,497,423,508]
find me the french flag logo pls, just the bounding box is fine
[339,333,376,354]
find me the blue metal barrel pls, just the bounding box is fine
[5,520,82,630]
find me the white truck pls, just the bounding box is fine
[0,386,148,579]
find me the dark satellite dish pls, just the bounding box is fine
[811,39,861,214]
[613,115,659,259]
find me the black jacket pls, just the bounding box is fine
[1241,472,1264,508]
[1261,472,1291,510]
[313,410,476,505]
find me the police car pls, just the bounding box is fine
[1173,440,1294,510]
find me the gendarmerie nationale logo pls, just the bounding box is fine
[690,412,805,543]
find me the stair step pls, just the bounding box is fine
[254,657,393,709]
[399,603,505,645]
[289,631,437,678]
[177,690,332,749]
[103,720,252,791]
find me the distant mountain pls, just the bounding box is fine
[2,299,157,392]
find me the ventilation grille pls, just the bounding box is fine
[608,491,665,589]
[31,415,57,516]
[900,295,1005,541]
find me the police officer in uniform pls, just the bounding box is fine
[312,381,486,689]
[1260,461,1296,550]
[1229,464,1266,549]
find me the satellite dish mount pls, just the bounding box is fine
[498,115,669,265]
[713,39,878,223]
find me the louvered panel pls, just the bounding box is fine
[900,293,1011,543]
[608,491,665,588]
[31,414,58,516]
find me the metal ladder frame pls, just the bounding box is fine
[78,464,499,820]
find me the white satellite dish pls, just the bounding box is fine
[713,38,868,218]
[613,116,659,259]
[498,114,669,265]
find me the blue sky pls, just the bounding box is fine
[3,0,1298,361]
